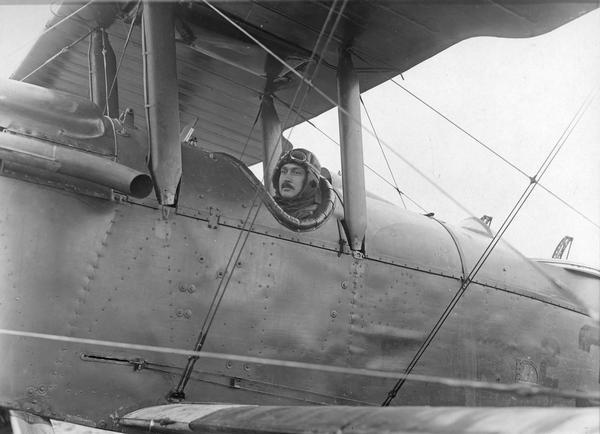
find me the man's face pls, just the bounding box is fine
[278,163,306,198]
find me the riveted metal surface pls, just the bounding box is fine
[0,176,118,420]
[2,141,599,427]
[368,199,463,276]
[177,146,342,251]
[1,161,113,200]
[453,218,586,311]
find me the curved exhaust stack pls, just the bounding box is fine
[0,78,107,142]
[0,132,153,199]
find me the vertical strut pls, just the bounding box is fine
[142,1,182,205]
[337,47,367,251]
[261,93,283,195]
[89,28,118,117]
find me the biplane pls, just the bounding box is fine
[0,1,599,433]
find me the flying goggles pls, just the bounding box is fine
[279,149,321,177]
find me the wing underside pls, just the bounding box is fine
[10,1,596,164]
[118,403,598,434]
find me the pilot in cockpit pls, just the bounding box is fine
[271,148,322,219]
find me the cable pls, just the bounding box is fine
[381,85,599,406]
[538,183,600,230]
[101,29,109,116]
[283,0,347,136]
[0,328,597,402]
[360,95,407,209]
[172,107,264,398]
[390,78,600,231]
[391,79,528,176]
[103,0,142,116]
[272,94,429,213]
[19,29,94,82]
[5,1,94,69]
[198,0,347,359]
[171,0,349,398]
[199,0,348,345]
[215,1,596,232]
[238,103,262,161]
[200,0,485,222]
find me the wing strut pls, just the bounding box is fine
[337,48,366,252]
[260,93,284,196]
[142,1,182,205]
[89,27,119,118]
[261,55,294,195]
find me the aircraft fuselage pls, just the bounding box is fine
[0,145,598,430]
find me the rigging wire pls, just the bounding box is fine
[381,85,599,406]
[198,0,348,350]
[174,99,266,382]
[270,0,418,212]
[199,0,483,220]
[172,108,264,397]
[101,29,109,116]
[0,328,597,402]
[210,0,597,234]
[239,104,262,161]
[8,1,594,232]
[390,78,600,231]
[283,0,347,138]
[103,0,142,116]
[360,94,407,209]
[199,0,347,359]
[540,185,600,230]
[171,0,349,398]
[4,1,94,68]
[86,25,93,100]
[5,2,597,406]
[391,78,528,177]
[271,94,429,213]
[19,29,94,82]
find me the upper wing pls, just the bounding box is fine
[119,403,598,434]
[10,1,597,164]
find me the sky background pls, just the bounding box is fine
[0,4,598,268]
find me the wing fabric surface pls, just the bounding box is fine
[11,1,597,164]
[120,404,598,434]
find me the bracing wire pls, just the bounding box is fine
[6,1,597,407]
[195,0,349,352]
[200,0,346,352]
[390,78,600,231]
[199,0,482,221]
[271,94,429,213]
[239,104,262,161]
[175,102,264,396]
[381,85,599,406]
[10,0,595,234]
[222,3,597,233]
[283,0,346,138]
[172,0,349,398]
[5,1,94,69]
[360,94,407,209]
[20,29,94,82]
[103,0,142,116]
[0,328,597,402]
[101,28,109,116]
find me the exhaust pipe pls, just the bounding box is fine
[0,132,152,199]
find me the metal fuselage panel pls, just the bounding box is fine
[0,147,598,429]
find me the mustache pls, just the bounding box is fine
[281,181,294,189]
